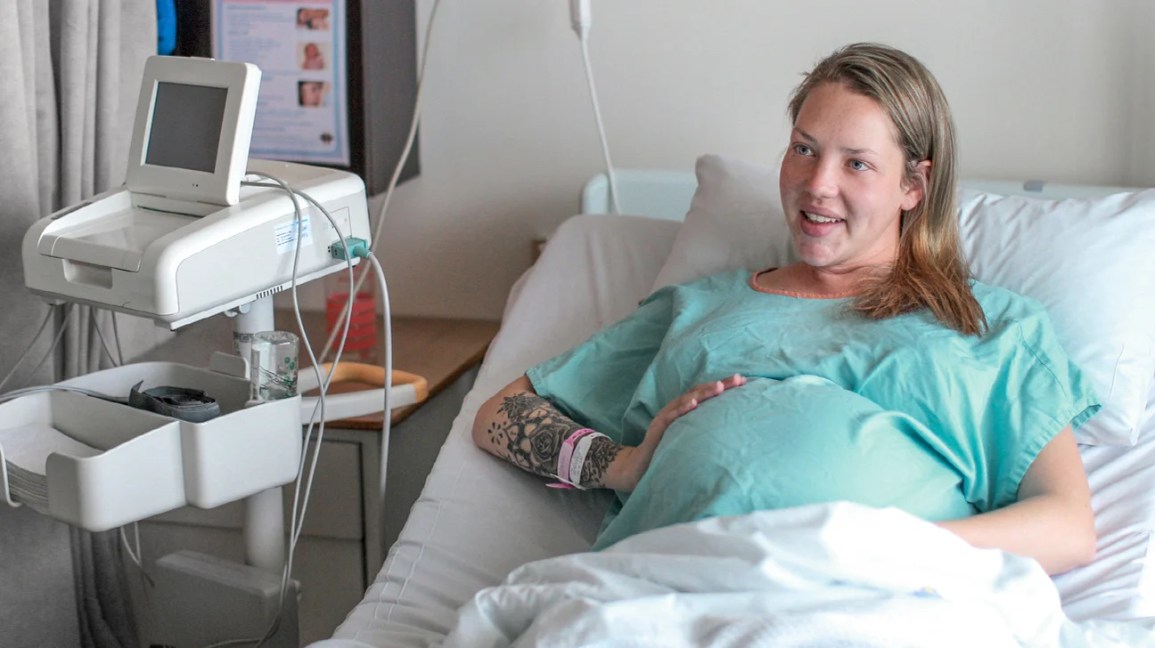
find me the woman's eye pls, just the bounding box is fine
[849,159,868,171]
[792,143,812,156]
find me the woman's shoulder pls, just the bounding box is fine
[968,279,1054,332]
[970,279,1045,310]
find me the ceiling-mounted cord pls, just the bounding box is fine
[571,0,622,215]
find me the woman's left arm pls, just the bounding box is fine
[937,427,1096,575]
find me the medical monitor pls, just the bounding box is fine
[126,56,261,216]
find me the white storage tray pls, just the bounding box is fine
[0,360,302,531]
[0,390,185,531]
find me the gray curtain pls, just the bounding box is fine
[54,0,165,380]
[0,1,156,646]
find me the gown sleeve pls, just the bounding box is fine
[526,287,675,443]
[972,302,1101,511]
[919,290,1103,512]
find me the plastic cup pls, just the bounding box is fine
[250,331,299,401]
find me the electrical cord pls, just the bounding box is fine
[0,304,57,393]
[119,524,151,584]
[14,304,73,391]
[246,6,439,627]
[251,182,393,635]
[195,173,364,648]
[91,309,122,369]
[232,21,420,619]
[197,173,358,648]
[109,310,126,366]
[0,384,120,405]
[363,254,393,512]
[228,178,394,648]
[573,0,622,215]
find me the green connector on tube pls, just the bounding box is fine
[330,237,371,259]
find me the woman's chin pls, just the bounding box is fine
[789,234,835,264]
[794,247,840,269]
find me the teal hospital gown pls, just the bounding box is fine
[526,269,1101,550]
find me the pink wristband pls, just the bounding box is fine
[549,427,596,489]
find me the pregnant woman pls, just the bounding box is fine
[471,42,1099,576]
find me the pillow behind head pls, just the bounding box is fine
[650,154,795,291]
[957,189,1155,446]
[653,153,1155,446]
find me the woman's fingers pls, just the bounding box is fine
[686,374,746,406]
[721,373,747,388]
[650,374,749,433]
[634,374,750,483]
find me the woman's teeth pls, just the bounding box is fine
[803,212,841,224]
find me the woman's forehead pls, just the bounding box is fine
[794,83,903,156]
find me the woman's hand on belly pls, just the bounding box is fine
[605,374,748,493]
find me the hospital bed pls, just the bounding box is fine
[314,154,1155,646]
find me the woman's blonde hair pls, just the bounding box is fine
[787,43,986,335]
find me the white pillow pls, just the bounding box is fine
[958,189,1155,445]
[651,155,795,290]
[653,154,1155,446]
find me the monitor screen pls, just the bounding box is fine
[144,81,228,173]
[127,56,260,211]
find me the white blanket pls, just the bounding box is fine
[442,503,1155,647]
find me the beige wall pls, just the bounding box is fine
[365,0,1155,320]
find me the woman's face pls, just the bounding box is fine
[778,82,926,273]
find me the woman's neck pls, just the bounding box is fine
[755,262,884,298]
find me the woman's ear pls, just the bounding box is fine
[901,160,932,211]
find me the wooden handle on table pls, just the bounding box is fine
[320,362,429,404]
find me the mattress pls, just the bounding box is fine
[313,213,1155,646]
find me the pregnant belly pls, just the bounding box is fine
[594,376,973,550]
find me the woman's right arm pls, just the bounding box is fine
[471,374,746,492]
[471,375,629,489]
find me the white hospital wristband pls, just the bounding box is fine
[568,431,606,490]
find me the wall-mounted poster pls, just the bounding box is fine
[212,0,351,166]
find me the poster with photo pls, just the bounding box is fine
[212,0,350,166]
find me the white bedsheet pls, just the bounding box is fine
[1057,388,1155,622]
[314,214,1155,647]
[443,503,1155,648]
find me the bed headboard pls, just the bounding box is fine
[581,170,696,220]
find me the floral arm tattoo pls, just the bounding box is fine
[487,391,621,488]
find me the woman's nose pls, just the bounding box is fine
[804,159,838,199]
